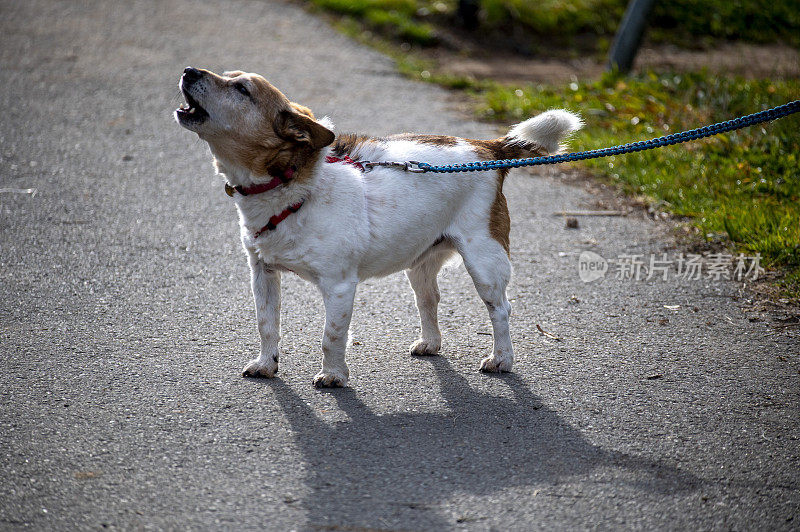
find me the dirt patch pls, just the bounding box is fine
[434,42,800,85]
[439,54,603,85]
[636,43,800,80]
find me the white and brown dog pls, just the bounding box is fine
[175,67,581,387]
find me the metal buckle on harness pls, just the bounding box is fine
[405,161,426,173]
[361,160,427,173]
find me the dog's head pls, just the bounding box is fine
[175,67,334,177]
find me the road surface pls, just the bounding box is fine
[1,0,798,529]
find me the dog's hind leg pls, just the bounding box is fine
[313,278,358,388]
[405,245,453,356]
[456,236,514,373]
[242,256,282,378]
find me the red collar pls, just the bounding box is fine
[243,155,362,238]
[229,155,364,197]
[225,165,296,197]
[253,200,305,239]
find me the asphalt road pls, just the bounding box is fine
[1,0,798,529]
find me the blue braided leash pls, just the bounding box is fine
[409,100,800,174]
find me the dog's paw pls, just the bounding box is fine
[242,357,278,378]
[313,369,348,388]
[409,338,441,356]
[479,355,513,373]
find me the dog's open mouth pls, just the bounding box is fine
[176,89,209,123]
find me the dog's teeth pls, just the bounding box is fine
[188,107,196,114]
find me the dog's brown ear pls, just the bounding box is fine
[277,109,335,149]
[290,102,315,119]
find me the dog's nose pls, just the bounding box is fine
[183,66,202,81]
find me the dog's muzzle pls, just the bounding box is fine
[176,67,209,124]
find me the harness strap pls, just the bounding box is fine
[234,154,365,238]
[325,154,364,171]
[253,200,305,239]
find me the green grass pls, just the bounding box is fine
[310,0,438,44]
[307,0,800,49]
[480,0,623,39]
[479,72,800,291]
[480,0,800,48]
[647,0,800,48]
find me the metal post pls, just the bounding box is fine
[607,0,655,73]
[457,0,480,30]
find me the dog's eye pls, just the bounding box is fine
[234,83,250,98]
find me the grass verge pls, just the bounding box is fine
[479,73,800,295]
[306,0,800,50]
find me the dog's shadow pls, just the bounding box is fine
[262,357,699,529]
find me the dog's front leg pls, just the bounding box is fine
[313,279,357,388]
[242,255,282,378]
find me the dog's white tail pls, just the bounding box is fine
[506,110,583,154]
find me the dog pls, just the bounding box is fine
[175,67,581,387]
